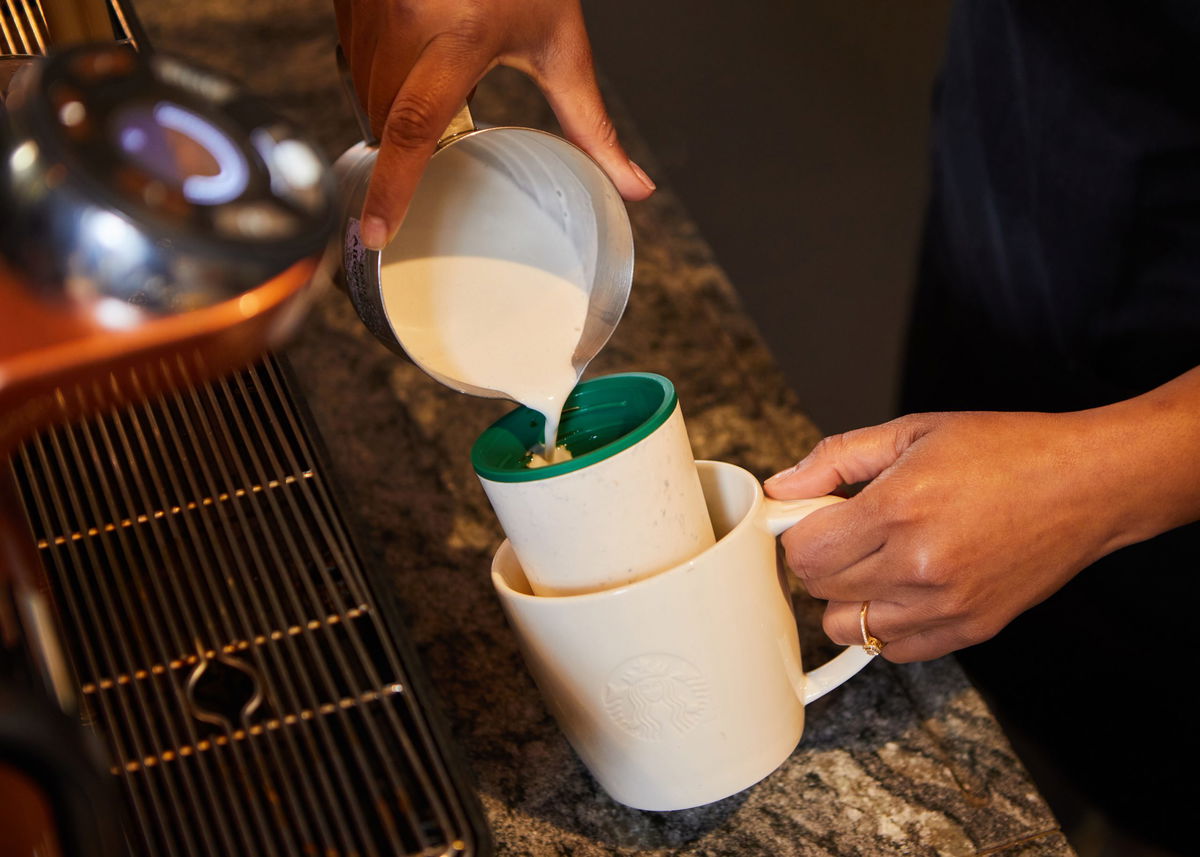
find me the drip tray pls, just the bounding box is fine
[10,354,490,857]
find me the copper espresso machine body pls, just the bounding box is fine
[0,39,336,856]
[0,42,337,459]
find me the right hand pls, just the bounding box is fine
[763,395,1200,663]
[333,0,657,250]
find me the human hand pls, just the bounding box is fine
[763,409,1165,663]
[333,0,657,250]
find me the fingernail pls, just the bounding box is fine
[629,159,656,191]
[765,464,797,484]
[361,216,389,251]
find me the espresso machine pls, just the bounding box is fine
[0,3,490,855]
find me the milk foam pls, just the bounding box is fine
[379,142,591,452]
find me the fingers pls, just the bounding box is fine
[340,0,652,248]
[359,38,489,249]
[822,598,896,647]
[765,417,931,500]
[820,600,944,663]
[779,500,886,588]
[821,598,1000,664]
[797,518,991,662]
[364,26,424,139]
[532,17,656,201]
[786,533,892,602]
[331,0,353,51]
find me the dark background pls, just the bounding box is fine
[583,0,953,436]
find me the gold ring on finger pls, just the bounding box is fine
[860,601,886,656]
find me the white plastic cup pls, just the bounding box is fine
[471,373,715,597]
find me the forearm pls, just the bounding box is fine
[1076,365,1200,553]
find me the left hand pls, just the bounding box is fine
[333,0,656,250]
[763,409,1155,662]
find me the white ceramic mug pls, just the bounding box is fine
[472,373,716,596]
[491,459,876,811]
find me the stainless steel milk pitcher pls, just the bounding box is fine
[332,48,633,402]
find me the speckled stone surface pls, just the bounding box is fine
[138,2,1074,854]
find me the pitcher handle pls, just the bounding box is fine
[335,45,474,149]
[335,45,377,147]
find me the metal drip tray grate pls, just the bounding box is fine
[1,0,48,55]
[10,355,487,857]
[1,0,141,57]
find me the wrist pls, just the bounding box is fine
[1076,368,1200,551]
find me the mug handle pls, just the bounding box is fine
[761,495,879,705]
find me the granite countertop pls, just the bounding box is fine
[140,2,1075,854]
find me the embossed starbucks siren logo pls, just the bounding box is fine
[602,654,709,740]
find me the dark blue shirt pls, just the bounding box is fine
[904,0,1200,413]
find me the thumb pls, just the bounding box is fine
[533,25,657,201]
[765,418,926,499]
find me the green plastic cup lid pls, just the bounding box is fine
[471,373,677,482]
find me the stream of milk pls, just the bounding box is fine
[379,143,590,457]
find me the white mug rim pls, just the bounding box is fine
[491,459,762,604]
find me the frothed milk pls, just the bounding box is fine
[380,144,591,454]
